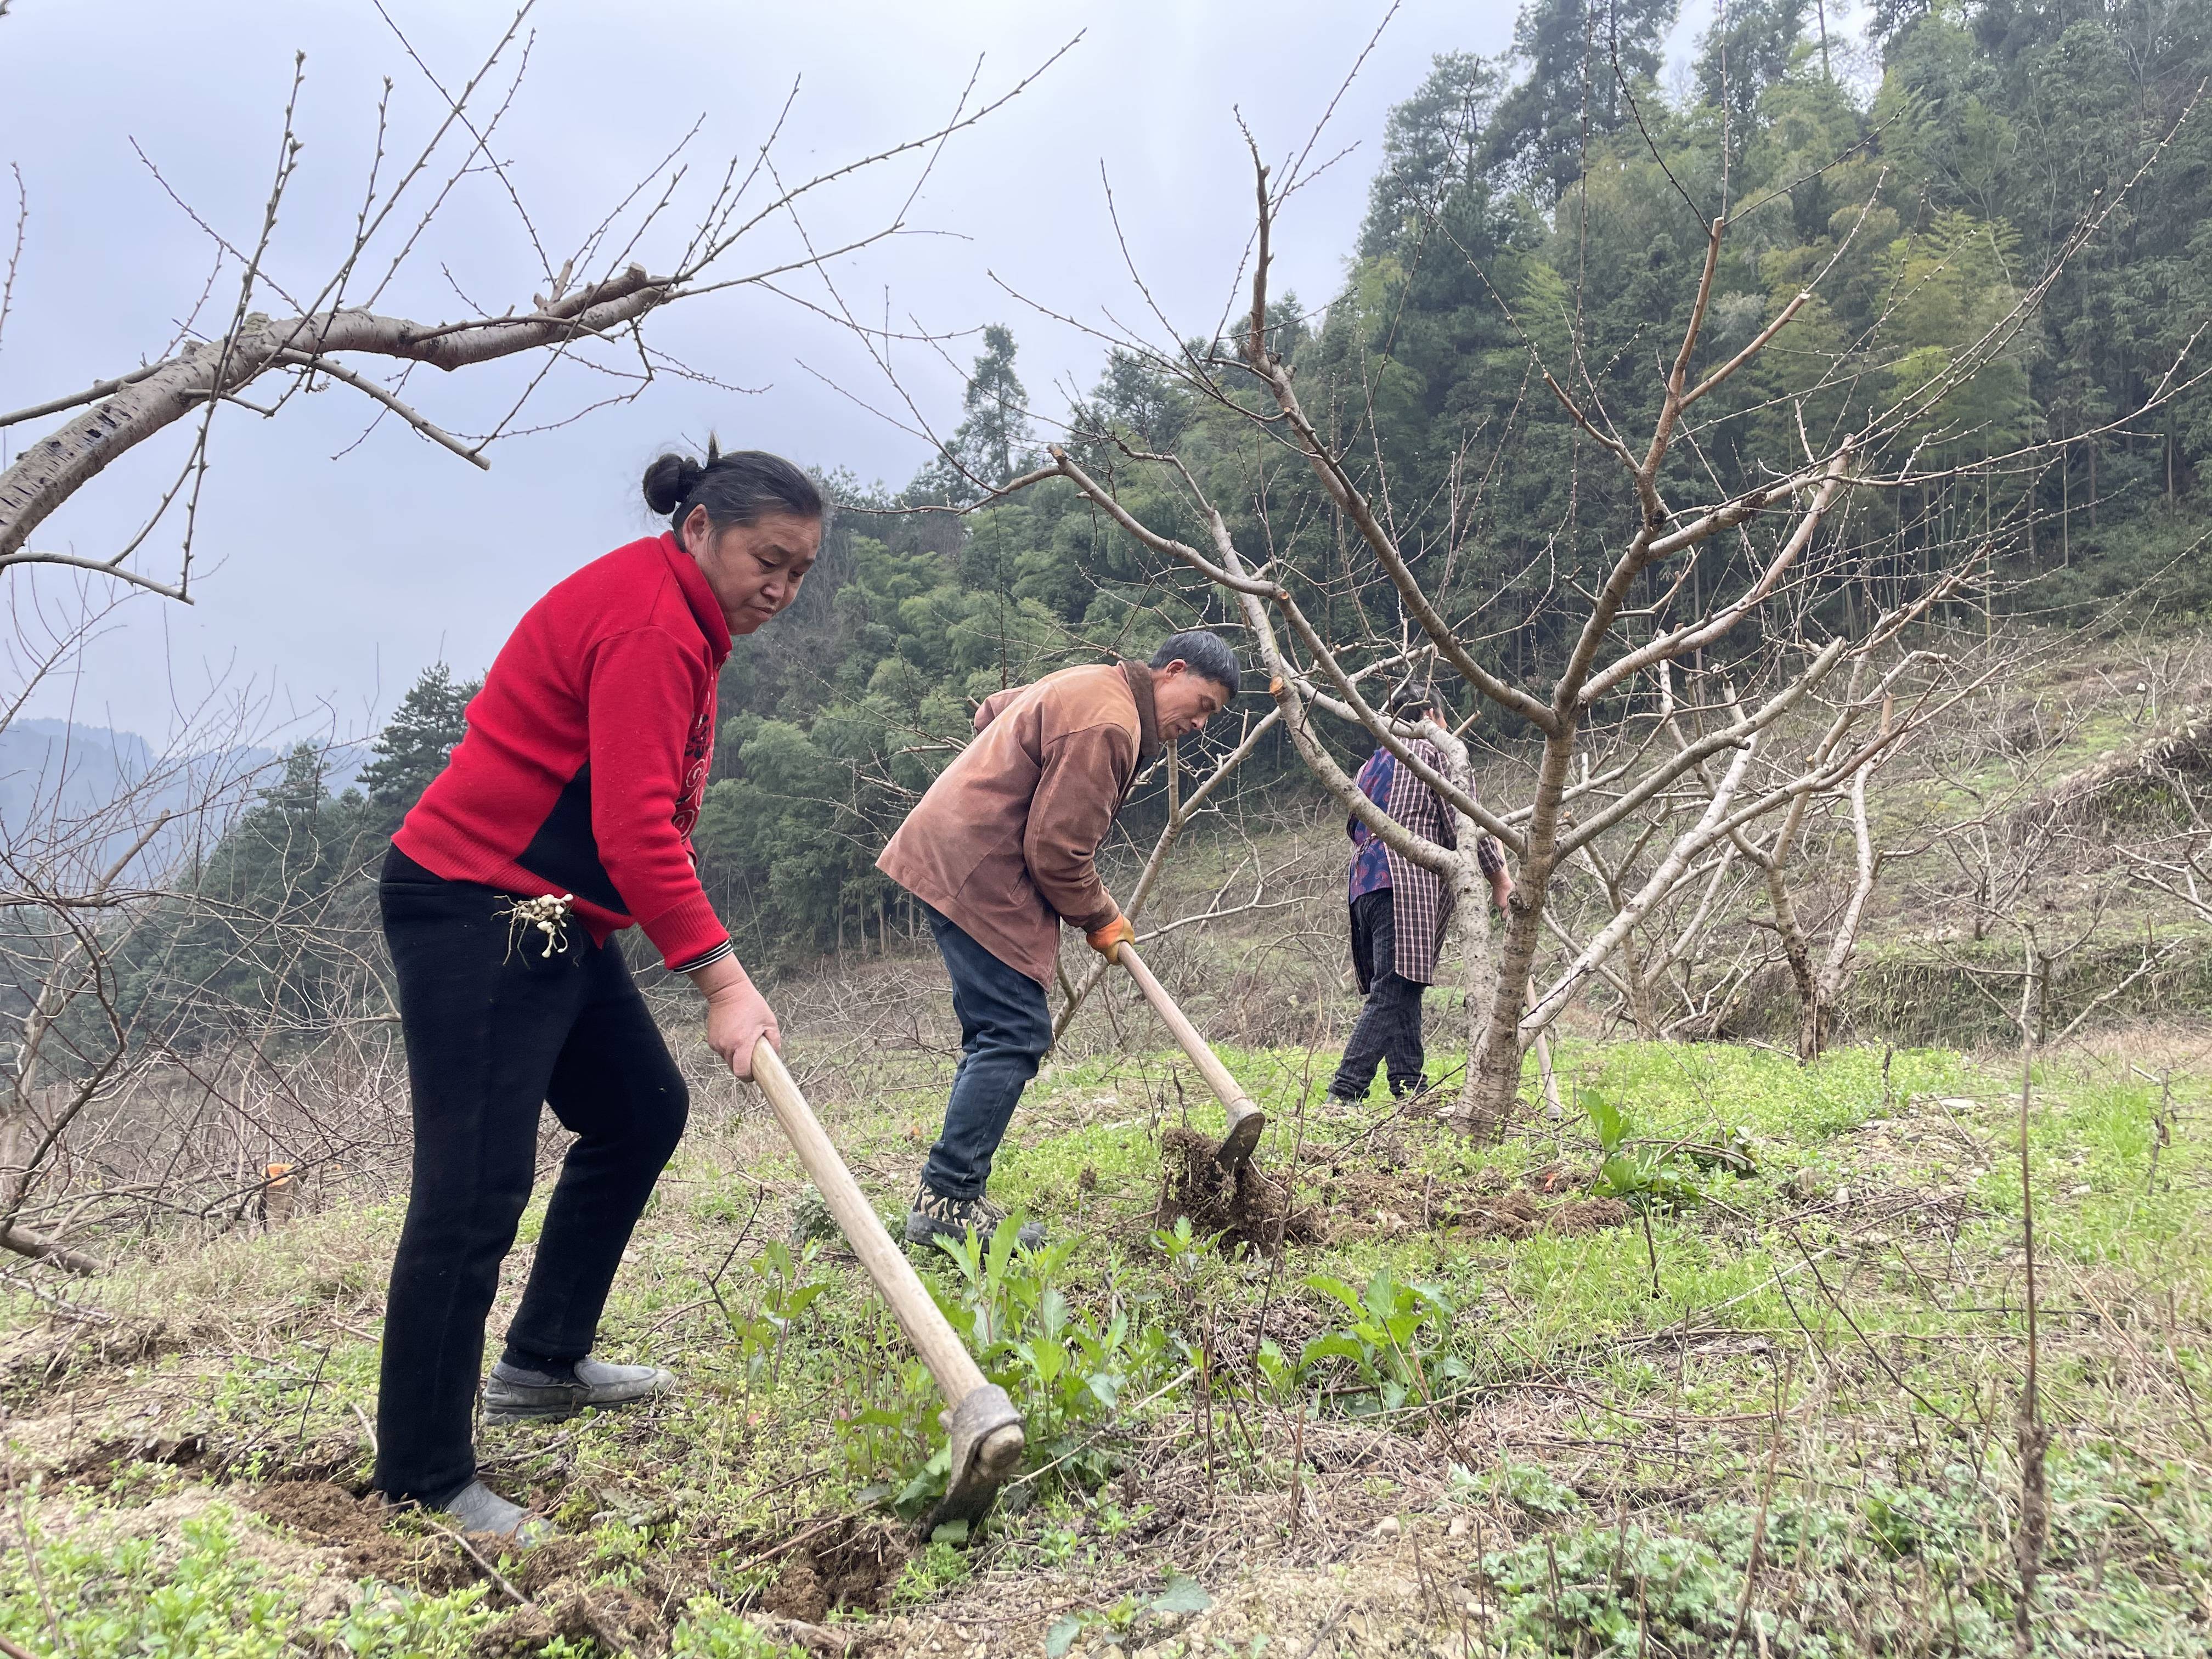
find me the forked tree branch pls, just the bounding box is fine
[0,266,668,563]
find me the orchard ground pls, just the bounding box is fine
[0,1010,2206,1657]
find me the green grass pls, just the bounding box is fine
[0,1499,499,1657]
[0,1494,811,1657]
[3,1035,2207,1655]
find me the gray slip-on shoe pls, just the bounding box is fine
[483,1355,676,1424]
[904,1183,1046,1251]
[437,1479,551,1547]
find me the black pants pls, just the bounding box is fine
[374,848,689,1503]
[1330,888,1428,1102]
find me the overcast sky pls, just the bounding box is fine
[3,0,1742,747]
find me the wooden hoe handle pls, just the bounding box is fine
[1111,941,1262,1126]
[748,1040,985,1404]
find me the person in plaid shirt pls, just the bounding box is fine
[1327,689,1513,1104]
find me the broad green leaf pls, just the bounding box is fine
[1361,1266,1403,1324]
[1303,1273,1367,1317]
[1598,1154,1642,1197]
[1584,1089,1626,1154]
[1152,1576,1214,1615]
[894,1445,950,1511]
[1298,1332,1370,1369]
[1029,1337,1066,1386]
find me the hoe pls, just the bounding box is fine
[750,1039,1024,1536]
[1105,938,1267,1170]
[742,945,1261,1535]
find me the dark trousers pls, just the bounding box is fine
[1330,888,1429,1102]
[920,907,1052,1200]
[375,848,689,1503]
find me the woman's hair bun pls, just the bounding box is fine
[642,452,707,517]
[641,437,823,534]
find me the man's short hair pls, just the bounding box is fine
[1387,685,1436,718]
[1150,629,1241,697]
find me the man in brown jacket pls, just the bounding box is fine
[879,630,1240,1246]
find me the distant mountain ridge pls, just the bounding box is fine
[0,719,369,879]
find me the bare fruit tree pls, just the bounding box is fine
[0,7,1062,1270]
[955,87,2201,1132]
[0,591,290,1270]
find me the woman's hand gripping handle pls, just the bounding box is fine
[688,953,780,1081]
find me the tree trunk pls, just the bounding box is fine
[2061,437,2071,565]
[1616,921,1660,1039]
[1466,726,1577,1135]
[1765,860,1824,1063]
[1448,854,1500,1124]
[1808,760,1883,1054]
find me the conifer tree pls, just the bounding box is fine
[358,664,478,818]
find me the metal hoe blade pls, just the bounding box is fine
[1214,1098,1266,1170]
[921,1382,1025,1536]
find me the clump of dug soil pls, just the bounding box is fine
[1546,1195,1632,1233]
[1158,1126,1324,1251]
[761,1516,909,1621]
[40,1431,206,1493]
[1166,1136,1634,1246]
[1328,1178,1630,1239]
[247,1479,475,1591]
[475,1584,663,1657]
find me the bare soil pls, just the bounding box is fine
[1158,1126,1630,1252]
[760,1515,909,1621]
[1156,1126,1324,1250]
[249,1479,478,1592]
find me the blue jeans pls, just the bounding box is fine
[921,907,1052,1200]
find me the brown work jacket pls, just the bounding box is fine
[878,661,1161,986]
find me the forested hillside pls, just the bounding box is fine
[693,0,2212,964]
[116,0,2212,994]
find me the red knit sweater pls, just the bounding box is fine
[394,533,734,972]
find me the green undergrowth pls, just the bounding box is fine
[0,1498,502,1658]
[2,1038,2206,1654]
[0,1492,807,1657]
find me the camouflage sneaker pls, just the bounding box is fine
[903,1184,1045,1250]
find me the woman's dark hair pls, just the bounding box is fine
[642,439,825,538]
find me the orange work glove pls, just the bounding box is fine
[1086,915,1136,959]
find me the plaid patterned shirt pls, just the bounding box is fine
[1342,738,1505,985]
[1346,749,1398,903]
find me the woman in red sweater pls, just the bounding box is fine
[375,444,819,1540]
